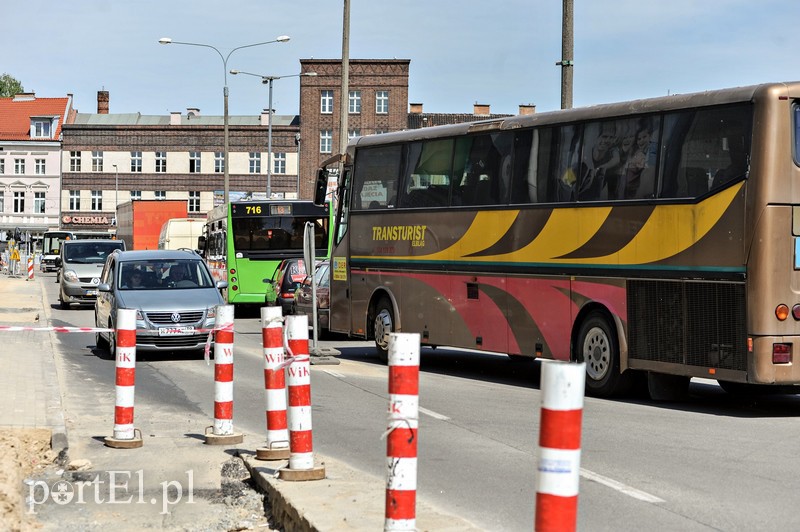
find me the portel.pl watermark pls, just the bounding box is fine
[26,469,194,515]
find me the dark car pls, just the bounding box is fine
[293,260,330,335]
[270,258,307,315]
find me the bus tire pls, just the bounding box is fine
[372,297,394,363]
[576,310,630,397]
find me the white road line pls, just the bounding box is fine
[419,407,450,421]
[580,468,665,503]
[323,370,345,378]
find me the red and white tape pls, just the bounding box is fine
[0,325,112,333]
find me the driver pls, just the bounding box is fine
[169,265,197,288]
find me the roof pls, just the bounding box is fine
[0,94,72,141]
[70,113,299,127]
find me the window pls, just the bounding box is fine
[352,145,402,210]
[451,132,514,206]
[189,152,201,173]
[13,191,24,213]
[376,91,389,114]
[398,139,455,208]
[273,153,286,174]
[155,151,167,173]
[91,190,102,211]
[92,151,103,172]
[249,152,261,174]
[69,190,80,210]
[35,159,45,175]
[0,191,4,212]
[15,159,24,174]
[188,191,200,213]
[349,90,362,114]
[131,151,142,173]
[321,90,334,114]
[0,159,4,174]
[32,120,51,138]
[214,152,224,173]
[130,190,142,201]
[34,192,45,214]
[155,190,166,200]
[69,151,81,172]
[320,130,333,154]
[375,129,388,135]
[349,129,361,140]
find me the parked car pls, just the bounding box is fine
[293,260,330,335]
[94,249,228,356]
[58,239,126,309]
[270,258,307,315]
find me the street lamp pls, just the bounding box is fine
[230,70,317,198]
[158,35,290,205]
[112,164,118,227]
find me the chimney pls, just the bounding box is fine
[261,108,273,126]
[473,103,490,116]
[186,107,200,117]
[12,92,35,101]
[170,112,181,125]
[97,90,109,114]
[519,104,536,115]
[409,103,423,114]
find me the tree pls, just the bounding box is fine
[0,73,24,97]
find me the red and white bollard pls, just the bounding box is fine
[256,306,290,460]
[384,333,420,532]
[26,256,34,281]
[104,308,142,448]
[535,361,585,532]
[279,314,325,480]
[205,305,243,445]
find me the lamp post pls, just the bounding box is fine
[230,70,317,198]
[158,36,290,205]
[112,164,118,228]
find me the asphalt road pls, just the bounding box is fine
[44,272,800,531]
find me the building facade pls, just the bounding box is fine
[0,92,73,247]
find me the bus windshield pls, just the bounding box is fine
[231,216,328,253]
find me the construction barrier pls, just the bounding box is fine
[205,305,243,445]
[535,361,586,532]
[384,333,420,532]
[104,308,142,448]
[26,256,34,280]
[279,314,325,480]
[256,306,290,460]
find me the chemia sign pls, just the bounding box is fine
[62,215,110,225]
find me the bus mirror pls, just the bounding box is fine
[197,235,206,251]
[314,169,328,206]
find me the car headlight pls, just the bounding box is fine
[63,269,79,282]
[135,309,144,321]
[207,307,217,319]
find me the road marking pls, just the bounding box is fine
[580,468,665,503]
[323,370,345,378]
[419,407,450,421]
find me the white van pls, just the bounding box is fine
[158,218,206,251]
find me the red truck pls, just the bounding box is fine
[116,200,188,250]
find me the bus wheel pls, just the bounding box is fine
[373,298,394,363]
[576,311,629,397]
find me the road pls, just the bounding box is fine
[43,271,800,531]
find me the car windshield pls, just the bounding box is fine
[64,242,123,264]
[119,259,214,290]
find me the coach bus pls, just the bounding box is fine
[314,81,800,398]
[199,200,330,306]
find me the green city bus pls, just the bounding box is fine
[199,200,330,307]
[315,81,800,399]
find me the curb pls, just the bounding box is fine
[38,274,69,452]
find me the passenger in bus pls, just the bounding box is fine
[577,122,619,201]
[623,119,654,199]
[712,134,749,189]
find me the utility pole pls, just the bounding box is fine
[558,0,574,109]
[339,0,351,170]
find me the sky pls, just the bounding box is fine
[4,0,800,118]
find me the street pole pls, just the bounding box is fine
[339,0,351,172]
[558,0,574,110]
[158,36,290,205]
[267,77,274,198]
[112,164,118,228]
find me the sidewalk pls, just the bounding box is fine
[0,272,482,531]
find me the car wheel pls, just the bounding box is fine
[95,330,108,351]
[372,297,394,363]
[59,290,69,310]
[576,310,632,398]
[108,320,117,358]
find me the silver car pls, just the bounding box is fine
[94,249,228,356]
[58,239,126,309]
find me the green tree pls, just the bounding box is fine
[0,73,24,97]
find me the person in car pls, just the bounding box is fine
[168,265,197,288]
[122,269,146,289]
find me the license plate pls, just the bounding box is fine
[158,326,195,336]
[85,290,97,296]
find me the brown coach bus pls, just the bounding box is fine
[315,81,800,399]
